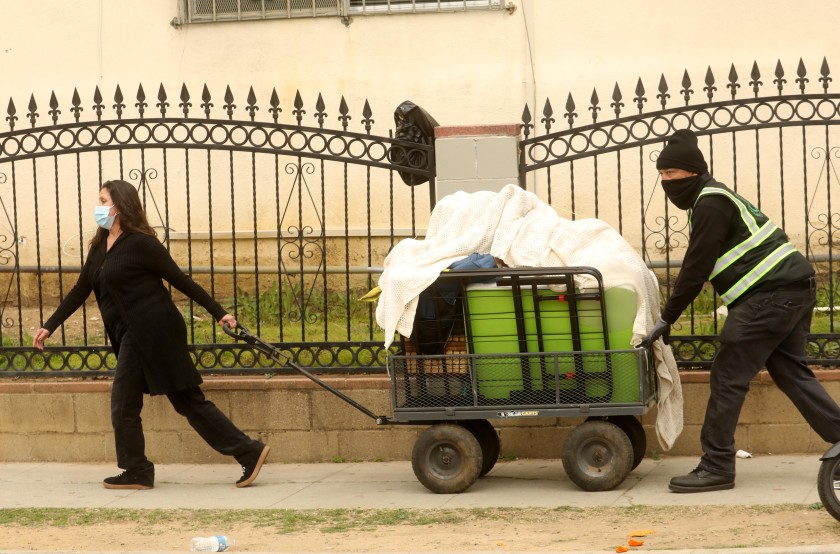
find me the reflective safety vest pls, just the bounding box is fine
[692,183,797,305]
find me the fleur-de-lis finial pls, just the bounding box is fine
[269,88,281,123]
[361,100,373,134]
[656,75,669,109]
[179,84,192,118]
[727,64,740,99]
[201,85,213,119]
[113,85,125,119]
[795,58,809,94]
[541,98,556,131]
[70,88,83,122]
[48,91,60,125]
[610,83,624,118]
[820,57,832,92]
[27,94,38,128]
[93,86,104,121]
[136,84,147,118]
[338,96,351,131]
[589,89,601,123]
[314,93,327,128]
[749,61,763,97]
[293,90,305,126]
[223,86,236,120]
[680,70,693,105]
[633,78,647,113]
[520,104,533,138]
[703,67,716,102]
[773,59,787,95]
[6,98,18,130]
[246,87,258,121]
[157,83,169,118]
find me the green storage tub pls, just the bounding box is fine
[465,283,639,403]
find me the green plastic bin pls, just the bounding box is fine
[465,284,639,403]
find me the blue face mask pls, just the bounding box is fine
[94,205,118,230]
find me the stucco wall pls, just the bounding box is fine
[4,1,837,128]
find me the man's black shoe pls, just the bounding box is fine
[236,443,271,488]
[669,467,734,493]
[103,467,154,490]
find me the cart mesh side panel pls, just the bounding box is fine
[389,349,650,411]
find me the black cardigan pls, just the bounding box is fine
[44,232,228,395]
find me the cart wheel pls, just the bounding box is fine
[606,416,646,471]
[461,420,500,477]
[412,424,483,494]
[818,455,840,521]
[562,420,633,491]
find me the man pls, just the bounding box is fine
[641,129,840,493]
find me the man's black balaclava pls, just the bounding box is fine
[656,129,708,210]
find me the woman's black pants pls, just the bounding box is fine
[110,335,258,471]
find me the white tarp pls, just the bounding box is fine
[375,184,683,450]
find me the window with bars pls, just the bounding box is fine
[176,0,504,23]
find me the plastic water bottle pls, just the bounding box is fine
[190,536,235,552]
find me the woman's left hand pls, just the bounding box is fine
[218,313,237,329]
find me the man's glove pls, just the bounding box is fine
[639,317,671,348]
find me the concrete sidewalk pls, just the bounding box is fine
[0,454,828,510]
[2,454,839,553]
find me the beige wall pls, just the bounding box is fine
[4,2,836,126]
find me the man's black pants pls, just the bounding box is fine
[699,283,840,477]
[111,335,259,472]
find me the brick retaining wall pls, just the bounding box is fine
[1,371,838,463]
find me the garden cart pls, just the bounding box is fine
[225,266,658,495]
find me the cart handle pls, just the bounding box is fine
[223,323,391,425]
[223,322,290,365]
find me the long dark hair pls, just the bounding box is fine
[89,180,157,248]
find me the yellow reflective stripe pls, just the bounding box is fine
[719,243,798,304]
[710,221,779,279]
[696,188,760,234]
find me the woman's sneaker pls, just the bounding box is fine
[103,467,154,490]
[236,443,271,488]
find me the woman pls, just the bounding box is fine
[33,179,270,490]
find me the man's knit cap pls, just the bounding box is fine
[656,129,708,174]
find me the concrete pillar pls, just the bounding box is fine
[433,124,521,203]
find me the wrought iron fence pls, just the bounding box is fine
[520,57,840,367]
[0,84,434,376]
[5,57,840,376]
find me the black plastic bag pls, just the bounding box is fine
[390,100,439,186]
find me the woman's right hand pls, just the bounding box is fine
[33,328,51,350]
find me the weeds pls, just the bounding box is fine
[0,505,822,536]
[0,507,471,533]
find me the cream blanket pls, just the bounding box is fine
[376,184,683,450]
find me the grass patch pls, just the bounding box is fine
[0,507,469,534]
[0,504,826,536]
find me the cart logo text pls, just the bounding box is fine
[496,410,540,418]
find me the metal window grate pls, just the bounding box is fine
[182,0,342,22]
[349,0,502,14]
[179,0,502,23]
